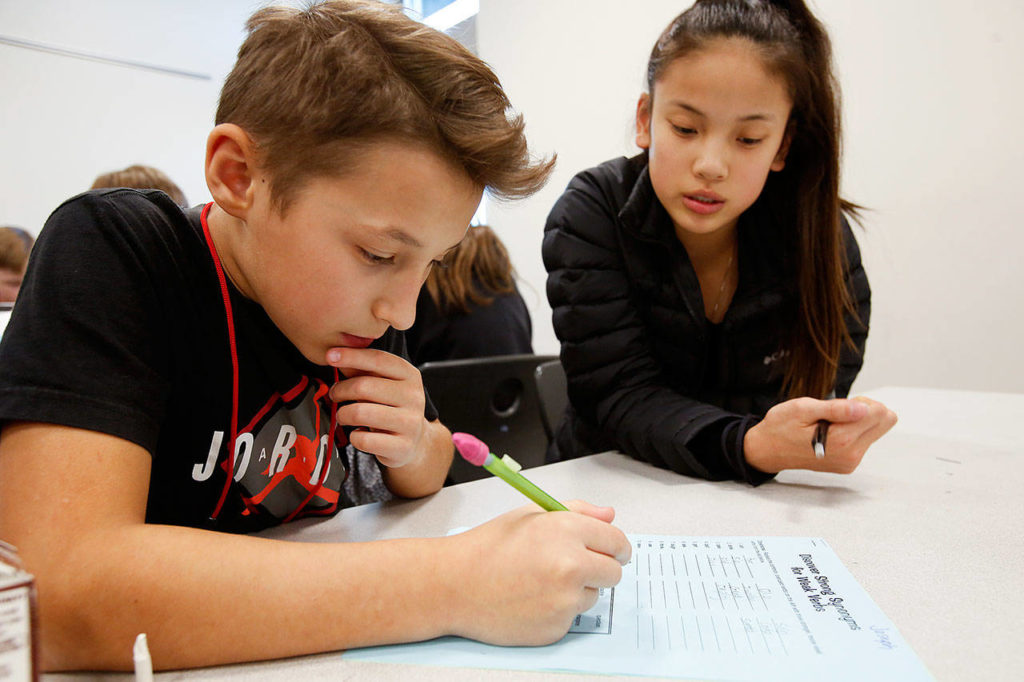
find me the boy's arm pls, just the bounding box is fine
[0,422,445,670]
[380,416,453,498]
[327,347,453,498]
[0,421,629,671]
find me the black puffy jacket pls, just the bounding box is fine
[542,154,870,485]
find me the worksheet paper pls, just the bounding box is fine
[345,535,933,681]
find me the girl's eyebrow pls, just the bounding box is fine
[667,100,776,122]
[668,101,707,117]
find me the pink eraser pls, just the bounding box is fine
[452,432,490,466]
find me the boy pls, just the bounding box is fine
[0,1,631,671]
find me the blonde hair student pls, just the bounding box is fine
[543,0,896,483]
[90,164,189,207]
[0,226,34,302]
[0,1,630,672]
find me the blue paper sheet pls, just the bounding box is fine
[345,535,933,681]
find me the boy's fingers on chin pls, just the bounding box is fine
[334,367,371,378]
[328,347,410,377]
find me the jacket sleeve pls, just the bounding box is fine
[834,216,871,398]
[543,172,772,485]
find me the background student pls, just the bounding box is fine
[543,0,897,484]
[0,1,630,672]
[90,164,189,207]
[0,226,34,303]
[405,223,532,366]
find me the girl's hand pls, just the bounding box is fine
[326,347,429,469]
[443,500,632,646]
[743,397,897,474]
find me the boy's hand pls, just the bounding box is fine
[326,347,430,468]
[744,396,898,474]
[443,500,631,646]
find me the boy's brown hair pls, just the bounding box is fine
[91,164,188,206]
[217,0,554,212]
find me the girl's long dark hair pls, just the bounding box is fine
[647,0,860,400]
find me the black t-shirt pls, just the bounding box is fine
[0,189,433,533]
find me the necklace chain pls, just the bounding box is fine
[710,249,735,322]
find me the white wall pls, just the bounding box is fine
[477,0,1024,394]
[3,1,1023,394]
[0,0,264,233]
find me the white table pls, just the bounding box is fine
[45,387,1024,681]
[0,308,12,339]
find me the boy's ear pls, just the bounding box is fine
[635,93,652,150]
[771,122,794,172]
[205,124,258,218]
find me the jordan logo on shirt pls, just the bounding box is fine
[191,375,347,520]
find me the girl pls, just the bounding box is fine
[405,224,533,366]
[543,0,896,484]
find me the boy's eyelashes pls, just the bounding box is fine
[358,248,395,266]
[357,247,451,271]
